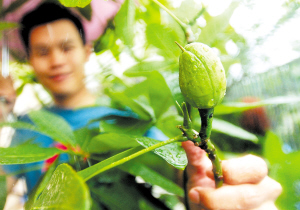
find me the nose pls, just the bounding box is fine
[50,49,66,69]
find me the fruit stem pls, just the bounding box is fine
[152,0,187,30]
[198,108,223,188]
[175,41,185,52]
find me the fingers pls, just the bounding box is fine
[206,154,268,185]
[189,176,282,210]
[182,141,215,188]
[251,201,279,210]
[181,141,207,167]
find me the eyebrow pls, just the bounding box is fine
[31,39,75,50]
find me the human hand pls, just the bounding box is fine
[182,141,282,210]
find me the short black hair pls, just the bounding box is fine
[20,2,86,54]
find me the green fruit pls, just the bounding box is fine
[177,42,226,109]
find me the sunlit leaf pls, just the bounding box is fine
[135,137,187,169]
[215,96,300,115]
[124,61,176,76]
[31,164,91,210]
[58,0,91,8]
[108,91,154,121]
[0,121,40,132]
[115,0,135,47]
[28,110,76,146]
[212,118,258,142]
[79,147,144,181]
[145,23,184,60]
[0,144,63,165]
[197,1,239,46]
[124,71,175,120]
[80,135,186,181]
[87,133,140,154]
[263,132,300,210]
[94,27,117,54]
[25,159,58,210]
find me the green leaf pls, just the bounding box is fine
[31,164,91,210]
[25,159,58,210]
[156,113,183,138]
[120,160,184,196]
[135,137,187,170]
[58,0,92,8]
[0,144,63,164]
[114,0,136,47]
[100,116,151,136]
[124,61,177,76]
[94,27,117,54]
[28,110,76,147]
[197,1,239,46]
[141,71,175,120]
[263,131,300,210]
[162,71,186,110]
[145,23,184,60]
[78,146,144,181]
[79,134,186,181]
[124,71,175,120]
[87,133,140,154]
[0,21,19,31]
[212,118,258,142]
[0,175,6,210]
[91,174,150,210]
[77,4,92,20]
[74,127,95,151]
[108,91,154,121]
[0,121,40,132]
[215,96,300,115]
[263,132,285,165]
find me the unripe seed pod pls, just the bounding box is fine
[176,42,226,109]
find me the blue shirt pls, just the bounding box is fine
[2,105,167,195]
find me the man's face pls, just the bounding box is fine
[28,19,90,98]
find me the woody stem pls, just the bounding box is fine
[198,108,223,188]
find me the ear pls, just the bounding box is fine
[84,43,93,62]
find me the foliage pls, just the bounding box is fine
[0,175,6,210]
[263,132,300,210]
[0,0,299,209]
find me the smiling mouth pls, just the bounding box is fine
[49,73,71,82]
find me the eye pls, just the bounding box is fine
[62,45,74,53]
[36,48,49,56]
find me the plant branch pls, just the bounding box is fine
[198,108,223,188]
[152,0,187,30]
[79,135,187,181]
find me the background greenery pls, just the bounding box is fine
[1,0,300,209]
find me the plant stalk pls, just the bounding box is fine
[152,0,187,30]
[198,108,223,188]
[81,135,187,181]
